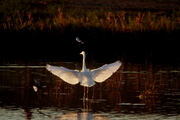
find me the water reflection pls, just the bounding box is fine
[0,62,180,119]
[37,96,107,120]
[39,111,107,120]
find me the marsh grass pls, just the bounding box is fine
[1,0,180,33]
[1,0,180,63]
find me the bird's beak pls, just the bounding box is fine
[80,52,82,55]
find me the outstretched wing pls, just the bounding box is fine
[46,64,80,85]
[91,61,122,82]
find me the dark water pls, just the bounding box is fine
[0,62,180,120]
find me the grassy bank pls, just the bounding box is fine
[1,0,180,32]
[0,0,180,64]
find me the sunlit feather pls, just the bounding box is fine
[92,61,122,82]
[46,65,80,85]
[46,51,122,87]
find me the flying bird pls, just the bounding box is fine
[46,51,121,87]
[33,79,46,92]
[76,37,84,44]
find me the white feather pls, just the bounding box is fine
[80,70,95,87]
[46,51,122,87]
[33,86,38,92]
[46,64,80,85]
[91,61,122,82]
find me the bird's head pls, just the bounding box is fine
[80,51,86,57]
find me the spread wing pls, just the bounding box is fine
[46,64,80,85]
[91,61,122,82]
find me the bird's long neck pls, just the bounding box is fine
[82,53,87,71]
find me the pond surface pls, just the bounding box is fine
[0,62,180,120]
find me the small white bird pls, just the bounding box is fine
[46,51,122,87]
[76,37,84,44]
[33,79,46,92]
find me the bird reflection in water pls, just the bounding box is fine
[37,101,107,120]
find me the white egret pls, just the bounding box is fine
[33,79,46,92]
[46,51,122,87]
[76,37,84,44]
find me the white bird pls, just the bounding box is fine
[33,79,46,92]
[46,51,122,87]
[76,37,84,44]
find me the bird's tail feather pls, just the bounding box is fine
[80,80,95,87]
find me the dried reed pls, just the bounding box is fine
[0,0,180,33]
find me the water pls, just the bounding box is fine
[0,62,180,120]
